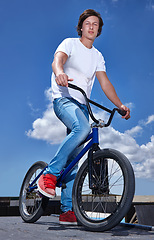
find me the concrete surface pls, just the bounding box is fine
[0,215,154,240]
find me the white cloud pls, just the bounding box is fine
[27,102,40,116]
[26,105,66,144]
[98,126,143,161]
[145,115,154,125]
[26,94,154,181]
[146,0,154,11]
[26,87,65,144]
[97,125,154,180]
[133,136,154,179]
[125,126,143,138]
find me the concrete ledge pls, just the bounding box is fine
[1,195,154,227]
[0,196,61,217]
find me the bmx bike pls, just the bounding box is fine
[19,83,135,232]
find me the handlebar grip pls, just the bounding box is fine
[117,109,127,116]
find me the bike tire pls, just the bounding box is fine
[72,148,135,232]
[19,161,49,223]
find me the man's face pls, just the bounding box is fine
[81,16,99,41]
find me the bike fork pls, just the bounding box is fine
[88,143,100,190]
[88,147,109,194]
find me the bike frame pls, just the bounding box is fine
[27,83,126,193]
[28,127,99,192]
[57,127,99,187]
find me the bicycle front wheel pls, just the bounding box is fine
[72,149,135,231]
[19,161,49,223]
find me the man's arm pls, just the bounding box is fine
[52,51,73,87]
[96,71,130,120]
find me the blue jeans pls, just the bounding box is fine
[44,97,91,212]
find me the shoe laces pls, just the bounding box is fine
[43,175,56,189]
[68,211,74,215]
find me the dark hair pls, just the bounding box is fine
[77,9,104,37]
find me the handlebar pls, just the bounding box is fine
[68,83,126,127]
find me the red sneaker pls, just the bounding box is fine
[38,174,57,199]
[59,211,77,225]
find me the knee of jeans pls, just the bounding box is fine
[72,120,91,140]
[85,123,91,135]
[79,122,91,139]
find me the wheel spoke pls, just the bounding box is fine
[73,149,135,231]
[19,162,48,223]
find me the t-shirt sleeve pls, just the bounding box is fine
[55,38,72,57]
[96,52,106,72]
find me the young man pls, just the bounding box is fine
[38,9,130,225]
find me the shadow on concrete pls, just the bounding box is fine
[33,216,154,238]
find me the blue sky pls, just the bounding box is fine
[0,0,154,197]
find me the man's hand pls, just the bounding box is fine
[120,104,130,120]
[55,73,73,87]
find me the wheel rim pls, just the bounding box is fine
[77,156,126,223]
[21,166,44,217]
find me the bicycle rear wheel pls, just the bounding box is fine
[19,161,49,223]
[72,149,135,231]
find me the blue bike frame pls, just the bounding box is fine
[27,83,126,193]
[28,127,99,192]
[57,127,98,187]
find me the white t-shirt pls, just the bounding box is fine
[51,38,106,104]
